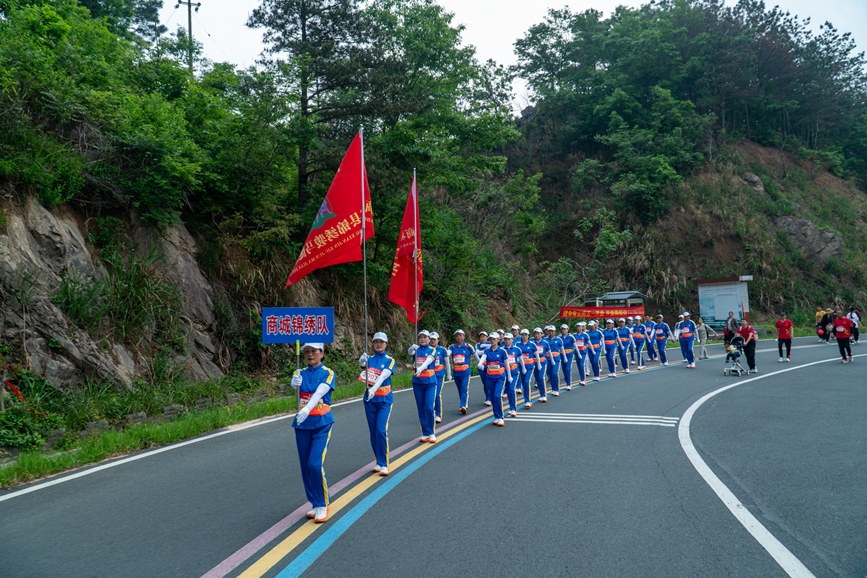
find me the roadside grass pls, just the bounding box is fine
[0,369,417,490]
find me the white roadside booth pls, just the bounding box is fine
[693,276,753,328]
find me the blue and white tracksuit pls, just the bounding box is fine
[545,336,564,392]
[602,328,620,375]
[433,345,448,418]
[615,326,633,370]
[411,345,438,436]
[475,341,491,403]
[531,338,551,397]
[449,343,474,410]
[293,363,335,508]
[481,346,509,420]
[560,333,576,387]
[574,331,590,382]
[362,352,395,468]
[645,321,657,360]
[505,345,522,413]
[653,322,673,364]
[516,340,537,405]
[678,320,697,365]
[586,329,603,378]
[631,323,647,367]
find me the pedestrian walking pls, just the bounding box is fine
[560,324,577,390]
[644,314,657,361]
[429,332,451,423]
[531,328,550,402]
[474,331,491,405]
[478,331,510,426]
[516,329,539,408]
[833,310,854,362]
[602,319,620,378]
[615,318,633,373]
[738,319,758,373]
[774,312,793,362]
[503,332,522,417]
[408,330,438,443]
[448,330,473,415]
[574,321,590,384]
[696,317,717,359]
[724,311,739,345]
[847,306,861,344]
[290,342,336,523]
[653,315,673,365]
[819,309,833,343]
[586,320,603,380]
[544,325,564,396]
[677,312,698,368]
[632,316,648,369]
[359,332,395,476]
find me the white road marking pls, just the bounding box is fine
[511,417,676,427]
[677,355,865,578]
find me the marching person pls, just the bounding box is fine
[574,321,590,384]
[615,318,633,374]
[545,325,565,396]
[676,312,698,368]
[474,331,492,406]
[775,312,794,362]
[834,309,855,362]
[644,314,657,362]
[531,327,550,402]
[724,311,739,345]
[429,332,451,423]
[626,316,637,365]
[359,333,396,476]
[408,330,438,442]
[560,323,576,390]
[290,342,336,523]
[653,314,673,365]
[602,319,620,378]
[503,332,522,417]
[478,331,510,426]
[631,316,647,369]
[448,330,474,414]
[586,320,603,380]
[509,325,522,393]
[695,317,717,359]
[738,318,758,374]
[516,329,539,408]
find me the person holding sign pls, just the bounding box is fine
[359,332,396,476]
[448,330,474,414]
[429,332,451,423]
[408,330,438,442]
[290,343,336,523]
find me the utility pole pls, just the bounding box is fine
[175,0,201,74]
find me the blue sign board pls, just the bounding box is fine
[261,307,335,344]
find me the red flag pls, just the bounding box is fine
[388,174,424,323]
[285,133,374,287]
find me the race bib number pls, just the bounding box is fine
[358,367,381,385]
[453,354,466,364]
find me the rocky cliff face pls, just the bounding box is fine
[0,198,224,389]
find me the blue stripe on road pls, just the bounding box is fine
[276,419,489,578]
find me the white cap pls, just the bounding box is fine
[418,330,431,337]
[372,332,388,342]
[520,328,530,335]
[618,318,626,322]
[560,324,569,329]
[511,324,520,330]
[683,311,690,316]
[454,329,465,335]
[678,314,684,318]
[627,316,633,320]
[533,327,543,333]
[478,330,488,336]
[488,331,500,339]
[504,332,514,339]
[606,319,614,324]
[588,320,597,326]
[577,321,587,326]
[301,342,325,351]
[429,332,440,339]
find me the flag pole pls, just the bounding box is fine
[413,169,418,338]
[360,128,370,358]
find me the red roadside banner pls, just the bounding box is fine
[388,174,424,323]
[560,305,646,319]
[285,132,375,287]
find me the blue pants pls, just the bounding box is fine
[629,340,635,363]
[434,374,445,418]
[534,363,547,397]
[364,398,392,467]
[633,341,645,367]
[617,345,628,371]
[453,372,470,409]
[656,339,668,363]
[588,347,601,377]
[480,371,489,403]
[646,338,657,360]
[547,359,561,392]
[604,345,617,374]
[295,424,332,508]
[506,372,519,412]
[412,382,437,436]
[561,355,574,387]
[487,375,505,419]
[680,339,695,364]
[575,353,586,382]
[519,367,533,404]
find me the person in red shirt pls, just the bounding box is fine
[775,311,794,362]
[738,318,758,373]
[833,310,854,363]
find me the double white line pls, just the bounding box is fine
[510,412,679,427]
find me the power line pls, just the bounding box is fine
[174,0,201,73]
[192,12,231,62]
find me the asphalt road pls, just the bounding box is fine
[1,337,865,578]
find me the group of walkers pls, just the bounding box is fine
[287,306,860,523]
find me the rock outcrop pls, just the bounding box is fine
[773,216,844,263]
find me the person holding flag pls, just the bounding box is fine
[358,332,395,476]
[477,331,510,426]
[430,332,451,423]
[516,329,539,408]
[560,323,577,390]
[448,330,474,414]
[290,343,336,524]
[408,330,438,442]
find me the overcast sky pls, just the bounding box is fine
[159,0,866,105]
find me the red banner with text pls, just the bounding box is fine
[560,305,646,319]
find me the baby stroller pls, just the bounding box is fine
[723,335,747,376]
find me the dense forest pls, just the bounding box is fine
[1,0,866,375]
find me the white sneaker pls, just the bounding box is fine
[753,368,758,374]
[785,358,790,362]
[515,389,523,394]
[428,435,437,443]
[508,410,518,417]
[435,416,442,423]
[778,357,784,363]
[379,467,389,476]
[593,377,600,381]
[551,391,560,397]
[524,402,533,408]
[538,397,548,402]
[608,373,616,378]
[314,507,329,523]
[372,465,381,473]
[420,436,430,443]
[625,369,630,373]
[495,419,505,427]
[306,509,316,519]
[663,362,669,366]
[484,401,492,406]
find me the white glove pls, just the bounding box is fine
[536,362,542,371]
[477,361,485,371]
[447,374,452,382]
[366,386,378,400]
[358,353,369,367]
[695,339,700,345]
[290,372,302,390]
[296,407,310,424]
[408,344,418,356]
